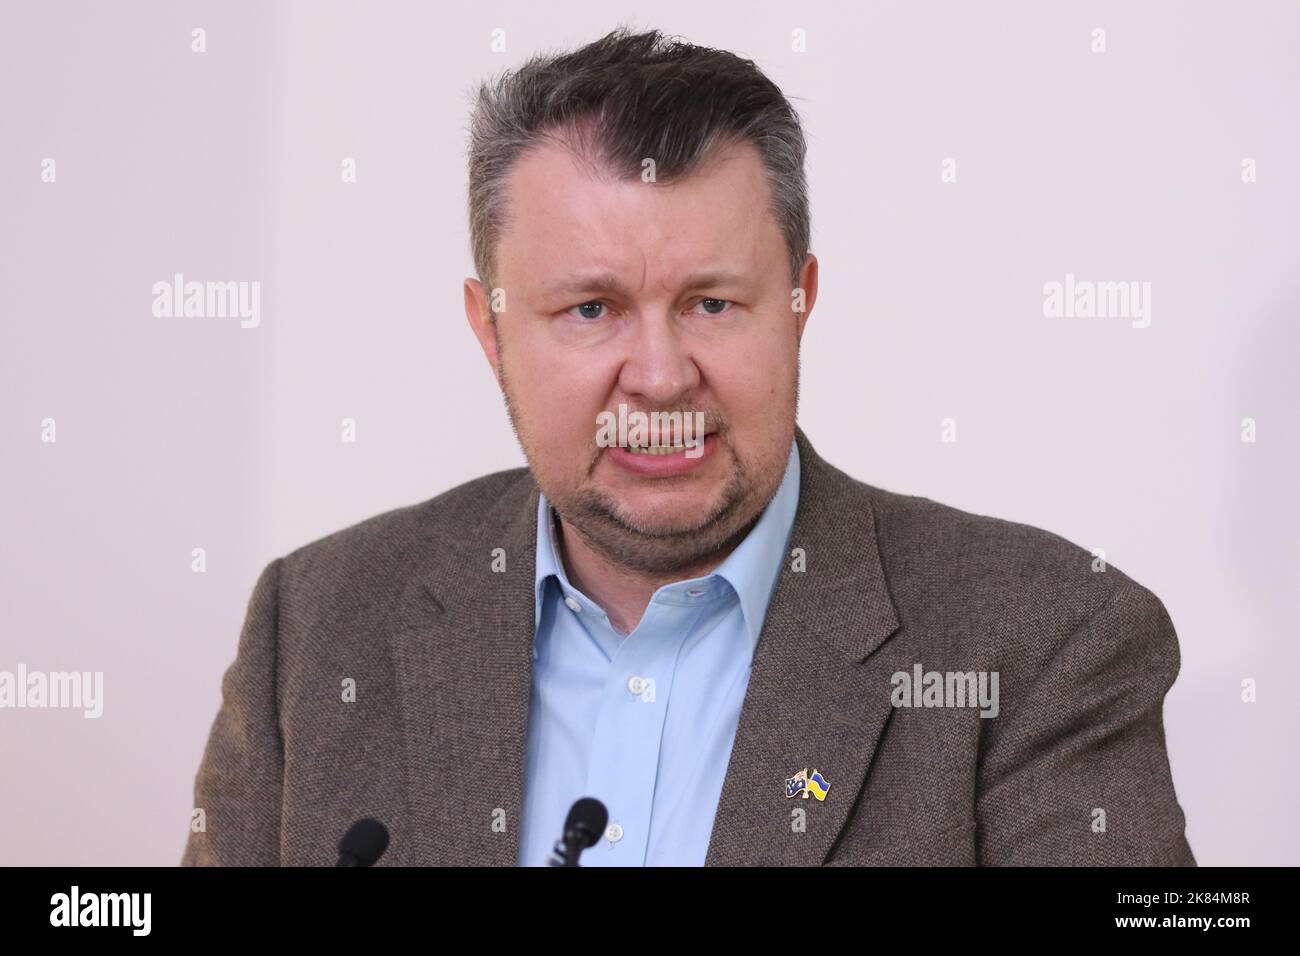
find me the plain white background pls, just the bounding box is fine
[1,0,1297,865]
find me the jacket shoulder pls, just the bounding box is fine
[273,466,533,608]
[856,479,1164,628]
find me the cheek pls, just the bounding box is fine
[506,329,611,441]
[704,328,799,411]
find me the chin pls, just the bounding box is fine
[610,502,720,538]
[605,481,730,525]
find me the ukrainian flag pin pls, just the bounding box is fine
[807,769,830,801]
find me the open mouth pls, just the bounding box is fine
[624,442,703,456]
[603,432,719,475]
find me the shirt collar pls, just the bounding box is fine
[533,440,801,651]
[533,493,568,630]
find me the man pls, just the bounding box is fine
[183,27,1194,866]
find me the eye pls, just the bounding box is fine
[693,298,731,315]
[568,301,607,320]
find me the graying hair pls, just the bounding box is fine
[466,26,811,294]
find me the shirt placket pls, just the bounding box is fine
[580,598,697,865]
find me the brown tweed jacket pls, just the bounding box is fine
[182,428,1194,866]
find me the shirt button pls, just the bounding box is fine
[564,596,582,613]
[606,823,624,843]
[686,587,705,598]
[627,675,646,695]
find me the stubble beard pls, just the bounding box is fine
[557,445,764,575]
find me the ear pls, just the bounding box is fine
[464,277,501,384]
[794,253,818,341]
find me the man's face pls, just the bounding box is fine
[465,137,816,573]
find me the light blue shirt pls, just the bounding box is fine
[518,441,801,866]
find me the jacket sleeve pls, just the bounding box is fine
[975,581,1195,865]
[181,558,285,866]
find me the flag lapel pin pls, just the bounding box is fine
[785,767,830,801]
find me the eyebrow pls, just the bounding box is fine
[544,270,749,298]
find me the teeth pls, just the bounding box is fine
[627,444,687,456]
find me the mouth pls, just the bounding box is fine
[623,438,708,456]
[603,432,720,477]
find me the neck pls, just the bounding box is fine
[554,516,731,635]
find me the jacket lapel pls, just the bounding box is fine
[388,473,540,866]
[705,429,902,865]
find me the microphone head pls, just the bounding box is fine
[564,797,609,849]
[338,817,390,866]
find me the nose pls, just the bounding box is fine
[616,311,701,406]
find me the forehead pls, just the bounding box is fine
[495,137,782,291]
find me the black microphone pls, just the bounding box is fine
[335,817,390,867]
[549,797,608,867]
